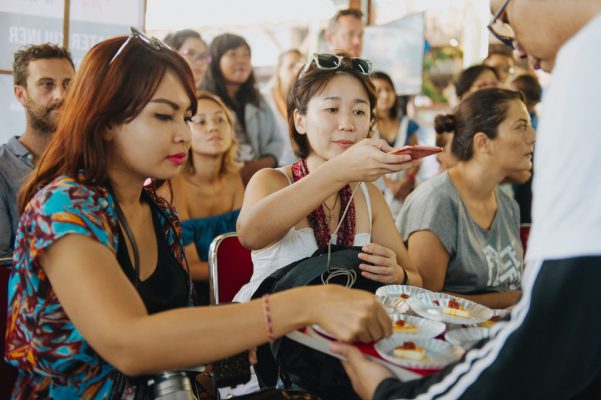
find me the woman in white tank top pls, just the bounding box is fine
[235,53,423,302]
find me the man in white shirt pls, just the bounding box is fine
[332,1,601,399]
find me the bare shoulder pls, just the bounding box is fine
[364,181,387,204]
[363,181,393,219]
[246,167,291,195]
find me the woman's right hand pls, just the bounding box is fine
[329,138,420,183]
[308,285,392,343]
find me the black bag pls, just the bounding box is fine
[251,246,383,400]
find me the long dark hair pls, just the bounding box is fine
[434,88,524,161]
[200,33,260,126]
[19,35,197,211]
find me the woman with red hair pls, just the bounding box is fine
[5,30,392,399]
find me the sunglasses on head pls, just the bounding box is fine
[299,53,372,79]
[109,27,171,65]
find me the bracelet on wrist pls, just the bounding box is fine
[262,294,275,343]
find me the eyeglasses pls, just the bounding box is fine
[299,53,372,79]
[109,27,170,65]
[487,0,515,49]
[180,49,212,64]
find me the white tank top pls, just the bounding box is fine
[234,170,373,302]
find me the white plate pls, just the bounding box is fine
[375,337,464,370]
[407,293,493,325]
[445,327,489,350]
[376,285,433,313]
[391,314,446,339]
[474,309,511,328]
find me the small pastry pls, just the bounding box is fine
[393,341,426,360]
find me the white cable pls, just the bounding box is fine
[320,181,364,287]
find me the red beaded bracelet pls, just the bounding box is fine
[262,294,275,343]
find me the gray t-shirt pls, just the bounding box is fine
[398,172,522,294]
[0,136,34,258]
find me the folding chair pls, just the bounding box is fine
[0,257,18,399]
[208,232,253,305]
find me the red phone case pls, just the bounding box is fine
[388,145,443,159]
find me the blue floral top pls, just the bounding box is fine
[4,176,188,399]
[181,209,240,261]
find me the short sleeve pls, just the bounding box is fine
[397,177,458,255]
[22,180,117,260]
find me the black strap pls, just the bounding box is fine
[108,185,141,286]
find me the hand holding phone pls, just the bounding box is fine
[388,145,443,160]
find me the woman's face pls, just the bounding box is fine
[278,52,303,94]
[372,78,396,114]
[178,37,210,87]
[464,70,499,99]
[294,73,371,162]
[489,99,536,173]
[188,98,234,157]
[219,45,252,86]
[105,70,192,181]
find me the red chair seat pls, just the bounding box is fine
[208,233,253,304]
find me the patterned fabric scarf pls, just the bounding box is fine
[291,158,355,249]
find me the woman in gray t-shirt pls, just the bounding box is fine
[398,88,535,309]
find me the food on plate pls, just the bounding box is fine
[393,319,418,334]
[400,293,410,299]
[442,298,470,318]
[478,315,502,328]
[393,341,426,361]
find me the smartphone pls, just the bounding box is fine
[388,145,443,160]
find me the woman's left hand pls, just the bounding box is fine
[358,243,406,284]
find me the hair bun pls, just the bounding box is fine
[434,114,456,134]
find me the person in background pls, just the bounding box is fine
[5,31,392,399]
[332,0,601,398]
[370,71,421,219]
[509,73,542,224]
[398,88,534,309]
[435,65,500,173]
[510,73,542,129]
[158,91,244,305]
[262,49,303,165]
[325,8,364,57]
[235,52,422,304]
[455,64,500,101]
[201,33,283,185]
[163,29,210,89]
[0,43,74,259]
[484,44,515,84]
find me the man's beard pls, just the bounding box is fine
[26,100,62,135]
